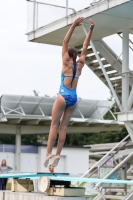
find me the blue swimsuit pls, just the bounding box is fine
[59,64,79,107]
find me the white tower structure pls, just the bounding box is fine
[26,0,133,141]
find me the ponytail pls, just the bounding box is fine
[71,53,77,87]
[68,47,77,87]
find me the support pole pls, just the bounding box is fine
[33,0,36,38]
[125,122,133,141]
[15,126,21,172]
[66,0,68,17]
[82,24,122,112]
[128,86,133,110]
[122,30,129,111]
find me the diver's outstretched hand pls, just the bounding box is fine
[73,17,84,27]
[89,18,95,29]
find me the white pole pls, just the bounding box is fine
[128,86,133,110]
[122,30,129,111]
[15,126,21,172]
[36,2,38,30]
[33,0,36,38]
[125,122,133,141]
[66,0,68,17]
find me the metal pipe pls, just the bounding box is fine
[118,33,133,51]
[73,134,129,186]
[122,31,129,111]
[66,0,68,17]
[127,122,133,129]
[36,2,38,29]
[127,86,133,110]
[82,23,123,112]
[27,0,76,13]
[78,138,130,187]
[114,70,133,77]
[90,0,103,6]
[95,151,133,188]
[15,126,21,172]
[109,109,116,120]
[125,122,133,142]
[33,0,36,38]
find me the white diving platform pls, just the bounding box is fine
[26,0,133,46]
[26,0,133,142]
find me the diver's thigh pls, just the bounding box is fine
[60,103,77,127]
[51,94,66,125]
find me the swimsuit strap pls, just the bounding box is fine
[62,63,79,80]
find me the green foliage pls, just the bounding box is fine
[0,135,41,145]
[0,136,15,144]
[21,135,41,145]
[64,128,128,146]
[33,90,39,96]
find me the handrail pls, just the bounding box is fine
[26,0,76,14]
[77,138,131,188]
[26,0,76,35]
[90,0,103,6]
[95,151,133,188]
[90,0,109,8]
[73,134,130,186]
[114,70,133,77]
[118,33,133,51]
[123,190,133,200]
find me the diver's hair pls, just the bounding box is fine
[68,47,77,87]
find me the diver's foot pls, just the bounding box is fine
[48,165,54,173]
[51,155,60,168]
[44,154,52,168]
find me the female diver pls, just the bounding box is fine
[44,17,95,169]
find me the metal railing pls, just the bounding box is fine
[73,134,130,187]
[118,33,133,51]
[26,0,76,34]
[90,0,109,8]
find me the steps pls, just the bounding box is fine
[77,39,133,104]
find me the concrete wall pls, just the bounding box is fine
[0,146,89,175]
[38,147,89,174]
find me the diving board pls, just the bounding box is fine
[1,172,133,184]
[0,172,69,179]
[1,172,133,196]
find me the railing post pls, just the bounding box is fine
[15,126,21,172]
[122,30,129,111]
[33,0,36,38]
[66,0,68,17]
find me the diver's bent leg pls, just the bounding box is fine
[52,103,77,167]
[44,95,66,167]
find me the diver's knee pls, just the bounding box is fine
[50,124,59,130]
[59,125,67,132]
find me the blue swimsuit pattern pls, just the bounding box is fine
[59,64,79,107]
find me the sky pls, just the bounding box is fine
[0,0,133,100]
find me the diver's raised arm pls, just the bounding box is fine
[78,19,95,67]
[62,17,84,58]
